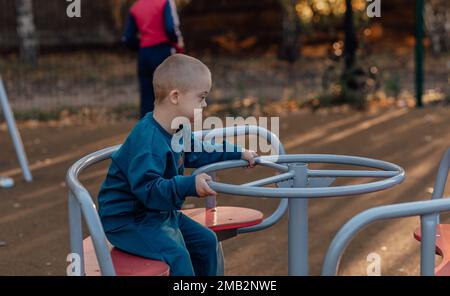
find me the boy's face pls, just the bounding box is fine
[175,72,212,122]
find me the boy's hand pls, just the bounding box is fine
[195,173,217,197]
[241,149,259,168]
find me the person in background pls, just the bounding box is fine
[123,0,185,118]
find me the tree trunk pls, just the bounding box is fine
[343,0,357,71]
[279,0,301,64]
[15,0,39,64]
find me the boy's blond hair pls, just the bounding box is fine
[153,54,211,103]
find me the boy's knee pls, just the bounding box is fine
[202,228,219,250]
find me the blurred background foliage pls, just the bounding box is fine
[0,0,448,119]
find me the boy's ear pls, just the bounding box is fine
[168,90,179,105]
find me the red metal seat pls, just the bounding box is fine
[82,237,170,276]
[413,224,450,276]
[83,206,263,276]
[181,206,264,232]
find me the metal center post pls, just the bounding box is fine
[288,163,309,276]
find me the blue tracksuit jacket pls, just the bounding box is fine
[98,112,242,275]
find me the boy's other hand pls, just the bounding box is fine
[195,173,217,197]
[241,149,259,168]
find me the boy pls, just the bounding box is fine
[98,54,257,276]
[123,0,185,118]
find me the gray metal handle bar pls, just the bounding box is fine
[66,145,120,276]
[193,154,405,198]
[321,196,450,276]
[66,125,287,275]
[192,125,288,234]
[322,147,450,276]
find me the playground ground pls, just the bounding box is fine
[0,106,449,275]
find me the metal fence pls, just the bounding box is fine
[0,0,283,113]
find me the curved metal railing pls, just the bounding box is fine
[322,148,450,276]
[66,125,288,275]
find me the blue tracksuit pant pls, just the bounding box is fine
[106,210,219,276]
